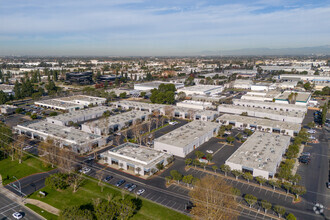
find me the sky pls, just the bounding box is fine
[0,0,330,56]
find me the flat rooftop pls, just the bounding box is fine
[35,99,83,108]
[0,84,14,90]
[232,99,307,111]
[16,120,102,145]
[106,142,170,167]
[134,81,183,89]
[155,120,219,148]
[59,95,106,102]
[226,131,290,173]
[173,106,218,117]
[47,106,113,122]
[112,100,164,110]
[178,85,223,92]
[219,104,305,118]
[243,90,281,98]
[217,114,301,131]
[84,110,149,128]
[234,79,253,84]
[275,91,311,103]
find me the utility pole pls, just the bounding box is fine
[12,176,22,201]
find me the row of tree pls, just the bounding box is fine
[150,83,176,104]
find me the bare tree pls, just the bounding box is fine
[69,173,85,193]
[164,106,174,121]
[96,171,104,192]
[38,139,59,168]
[189,175,239,220]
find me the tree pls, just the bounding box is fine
[30,113,38,120]
[289,174,301,185]
[170,170,183,183]
[231,170,242,180]
[189,175,239,220]
[244,194,257,208]
[193,159,200,168]
[260,200,272,214]
[38,139,59,168]
[206,153,213,163]
[243,172,253,183]
[226,136,235,144]
[321,104,328,125]
[0,123,13,159]
[220,164,231,176]
[273,205,286,218]
[286,213,297,220]
[60,205,94,220]
[182,174,194,187]
[200,162,207,170]
[212,165,218,173]
[119,92,127,99]
[165,176,172,184]
[268,180,281,190]
[156,163,164,171]
[255,176,266,187]
[140,91,146,97]
[290,185,306,200]
[282,182,292,194]
[195,151,204,159]
[45,173,69,190]
[185,158,192,166]
[68,173,85,193]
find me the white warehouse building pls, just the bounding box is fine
[154,121,219,157]
[101,143,172,176]
[218,104,305,123]
[225,132,291,180]
[177,85,224,96]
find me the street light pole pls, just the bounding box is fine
[12,176,22,200]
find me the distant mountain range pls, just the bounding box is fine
[200,45,330,56]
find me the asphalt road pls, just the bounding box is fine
[0,192,42,220]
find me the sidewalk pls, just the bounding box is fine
[291,144,305,175]
[25,199,60,215]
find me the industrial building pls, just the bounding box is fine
[35,95,106,112]
[217,114,301,136]
[0,84,15,96]
[65,71,93,85]
[112,100,163,113]
[154,121,219,157]
[163,106,218,121]
[14,121,105,154]
[274,91,311,106]
[101,143,172,176]
[218,104,305,123]
[177,85,224,96]
[134,81,184,91]
[46,106,113,126]
[225,132,291,180]
[81,110,149,135]
[240,91,281,102]
[0,105,17,114]
[279,74,330,83]
[232,99,307,113]
[232,79,253,89]
[176,100,215,110]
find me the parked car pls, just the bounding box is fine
[12,212,23,219]
[299,155,311,164]
[169,121,178,125]
[124,183,133,190]
[224,131,231,135]
[136,189,145,195]
[301,152,311,157]
[23,145,33,150]
[206,150,213,154]
[308,129,316,134]
[114,132,121,136]
[128,184,137,192]
[103,176,113,182]
[79,167,91,174]
[115,179,125,186]
[309,136,316,140]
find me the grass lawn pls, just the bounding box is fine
[29,178,190,220]
[0,155,53,185]
[25,204,58,220]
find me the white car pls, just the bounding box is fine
[206,150,213,154]
[169,121,178,125]
[309,136,316,140]
[308,129,316,134]
[136,189,145,195]
[224,131,231,135]
[79,167,91,174]
[23,145,33,150]
[12,212,23,219]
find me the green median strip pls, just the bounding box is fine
[25,204,58,220]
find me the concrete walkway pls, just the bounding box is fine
[25,199,60,215]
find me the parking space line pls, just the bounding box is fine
[154,196,163,203]
[160,198,167,204]
[149,194,158,201]
[170,201,177,208]
[165,200,172,206]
